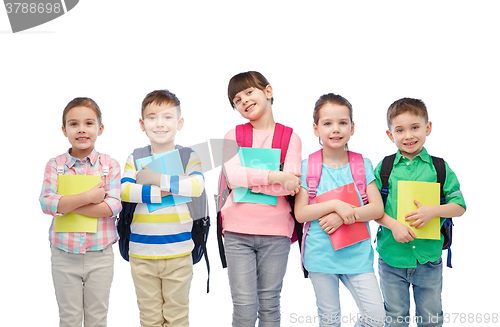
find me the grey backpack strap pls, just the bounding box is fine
[175,145,192,173]
[132,145,152,169]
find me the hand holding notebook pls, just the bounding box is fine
[314,182,370,250]
[55,175,102,233]
[397,181,440,240]
[135,149,191,211]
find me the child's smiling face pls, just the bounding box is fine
[140,102,184,153]
[313,103,354,150]
[386,112,432,160]
[62,106,103,159]
[232,86,272,122]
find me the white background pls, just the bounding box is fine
[1,1,498,326]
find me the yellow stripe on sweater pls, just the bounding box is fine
[121,184,131,202]
[132,212,192,223]
[129,251,192,260]
[186,159,201,171]
[191,177,201,197]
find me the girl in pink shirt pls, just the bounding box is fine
[221,71,302,327]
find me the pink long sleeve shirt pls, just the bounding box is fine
[221,127,302,238]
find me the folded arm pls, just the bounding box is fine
[40,157,122,218]
[223,130,302,196]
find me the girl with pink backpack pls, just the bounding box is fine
[220,71,302,326]
[294,93,386,327]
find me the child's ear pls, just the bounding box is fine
[139,118,145,132]
[350,121,355,135]
[177,117,184,131]
[265,85,273,100]
[313,123,320,137]
[426,121,432,136]
[386,129,395,143]
[62,125,67,137]
[98,124,104,136]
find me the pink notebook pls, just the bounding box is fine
[315,182,370,250]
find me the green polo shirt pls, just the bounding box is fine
[374,148,466,268]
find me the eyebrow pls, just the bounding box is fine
[67,118,96,122]
[145,110,176,118]
[319,117,350,122]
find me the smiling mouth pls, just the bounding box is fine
[154,131,168,134]
[76,137,89,141]
[404,141,417,146]
[245,104,255,112]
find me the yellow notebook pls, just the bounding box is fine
[397,181,441,240]
[55,175,101,233]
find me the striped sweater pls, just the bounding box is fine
[121,148,204,259]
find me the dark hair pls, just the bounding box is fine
[142,89,181,118]
[386,98,428,129]
[227,71,273,109]
[62,97,102,127]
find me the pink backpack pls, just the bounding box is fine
[306,150,367,205]
[301,150,367,275]
[215,123,300,268]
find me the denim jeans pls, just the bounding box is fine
[309,272,385,327]
[224,232,291,327]
[378,257,443,327]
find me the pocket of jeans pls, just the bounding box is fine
[426,257,442,268]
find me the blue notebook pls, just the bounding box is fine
[233,147,281,205]
[136,149,191,211]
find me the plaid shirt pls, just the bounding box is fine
[39,149,122,254]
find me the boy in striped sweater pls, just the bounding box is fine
[121,90,205,327]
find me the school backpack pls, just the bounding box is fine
[302,149,369,277]
[379,153,453,268]
[55,152,111,180]
[116,145,211,292]
[215,122,303,269]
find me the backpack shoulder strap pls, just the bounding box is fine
[132,145,152,170]
[348,151,368,205]
[176,145,192,172]
[306,149,323,204]
[431,156,446,204]
[235,123,253,147]
[55,154,67,175]
[272,123,293,165]
[380,153,396,205]
[431,155,453,267]
[98,153,111,177]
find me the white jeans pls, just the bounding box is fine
[309,271,385,327]
[51,245,114,327]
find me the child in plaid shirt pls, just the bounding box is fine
[39,97,122,327]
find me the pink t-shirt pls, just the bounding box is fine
[221,127,302,237]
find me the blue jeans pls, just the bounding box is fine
[378,257,443,327]
[224,232,291,327]
[309,272,385,327]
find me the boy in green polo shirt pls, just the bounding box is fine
[374,98,466,327]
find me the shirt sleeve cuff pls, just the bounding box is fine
[150,185,162,203]
[160,174,170,192]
